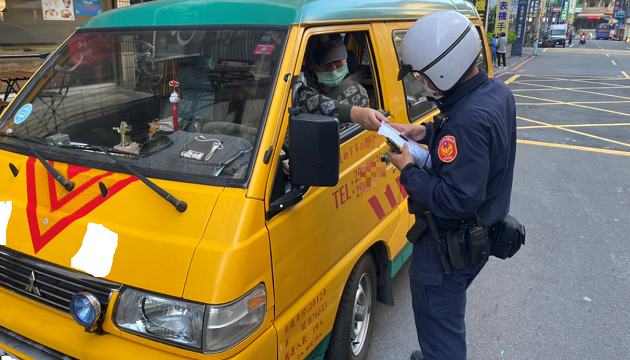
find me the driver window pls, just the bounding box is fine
[269,30,381,206]
[298,31,380,142]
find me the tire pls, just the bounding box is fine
[325,253,377,360]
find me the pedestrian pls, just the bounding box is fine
[392,10,517,360]
[496,31,507,69]
[568,32,573,45]
[490,33,498,66]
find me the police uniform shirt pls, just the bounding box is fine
[298,71,370,122]
[400,70,517,228]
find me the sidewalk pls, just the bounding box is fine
[493,46,534,77]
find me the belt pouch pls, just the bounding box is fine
[407,217,429,244]
[466,226,489,266]
[491,214,526,259]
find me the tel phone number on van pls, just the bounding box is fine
[332,151,384,209]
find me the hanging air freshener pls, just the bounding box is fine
[169,60,181,131]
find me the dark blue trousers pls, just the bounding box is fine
[409,234,486,360]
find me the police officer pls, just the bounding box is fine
[387,11,517,360]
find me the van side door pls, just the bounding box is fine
[264,25,407,359]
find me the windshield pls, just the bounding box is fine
[551,30,565,36]
[0,28,286,185]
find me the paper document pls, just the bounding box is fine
[378,122,432,168]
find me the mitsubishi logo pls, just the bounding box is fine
[25,271,42,296]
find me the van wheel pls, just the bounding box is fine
[325,253,377,360]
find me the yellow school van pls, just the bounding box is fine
[0,1,491,359]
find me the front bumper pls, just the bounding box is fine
[0,289,277,360]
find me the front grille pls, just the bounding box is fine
[0,247,121,314]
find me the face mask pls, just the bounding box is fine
[317,64,349,87]
[420,76,443,99]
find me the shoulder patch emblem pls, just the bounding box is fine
[438,136,457,163]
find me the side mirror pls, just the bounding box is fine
[266,112,340,219]
[289,113,340,187]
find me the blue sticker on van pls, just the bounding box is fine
[14,104,32,124]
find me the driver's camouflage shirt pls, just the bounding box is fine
[298,71,370,122]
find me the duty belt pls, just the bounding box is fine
[406,212,489,274]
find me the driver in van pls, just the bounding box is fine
[299,33,384,130]
[281,33,384,175]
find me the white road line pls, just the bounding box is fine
[570,44,575,48]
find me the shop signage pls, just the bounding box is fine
[495,0,511,34]
[615,9,625,19]
[512,0,529,56]
[75,0,102,15]
[42,0,75,21]
[560,0,568,21]
[468,0,489,27]
[552,6,561,12]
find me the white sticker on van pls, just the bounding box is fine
[14,104,33,125]
[71,223,118,277]
[0,201,12,246]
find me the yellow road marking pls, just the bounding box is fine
[519,123,630,129]
[517,74,629,79]
[612,60,617,65]
[518,140,630,157]
[606,54,610,57]
[512,81,630,100]
[515,94,630,118]
[517,116,630,149]
[512,85,630,91]
[543,48,548,52]
[516,101,630,105]
[622,71,630,79]
[512,76,630,87]
[504,75,520,85]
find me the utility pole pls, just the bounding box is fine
[533,16,541,55]
[533,0,545,55]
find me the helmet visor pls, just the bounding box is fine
[397,61,425,82]
[397,62,413,81]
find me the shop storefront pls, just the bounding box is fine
[0,0,154,95]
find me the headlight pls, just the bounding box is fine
[114,289,205,349]
[113,284,266,353]
[204,284,266,353]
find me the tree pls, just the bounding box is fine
[487,5,497,33]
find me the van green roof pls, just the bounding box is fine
[82,0,479,29]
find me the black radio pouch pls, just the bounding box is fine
[491,214,526,259]
[465,218,489,266]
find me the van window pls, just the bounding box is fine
[474,25,489,73]
[0,28,287,185]
[299,31,380,143]
[392,30,436,122]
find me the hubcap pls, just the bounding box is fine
[351,272,372,355]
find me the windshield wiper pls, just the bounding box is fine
[94,146,187,213]
[0,132,75,191]
[58,143,134,156]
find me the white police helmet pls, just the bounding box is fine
[397,10,482,92]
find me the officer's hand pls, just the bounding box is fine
[388,143,414,171]
[350,107,385,131]
[389,122,427,142]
